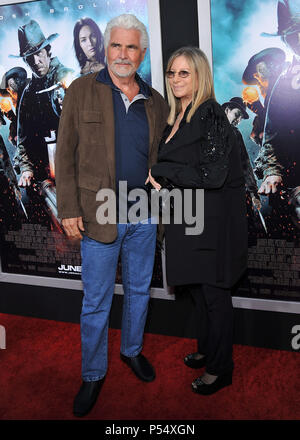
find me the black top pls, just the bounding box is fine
[152,99,244,191]
[151,98,248,288]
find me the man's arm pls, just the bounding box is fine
[14,142,34,186]
[15,88,36,186]
[254,142,283,194]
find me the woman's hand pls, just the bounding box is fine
[145,169,161,191]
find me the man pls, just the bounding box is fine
[242,48,286,103]
[254,0,300,232]
[0,66,29,110]
[222,97,261,211]
[55,14,168,417]
[242,48,286,146]
[222,96,248,127]
[0,113,23,230]
[10,20,73,203]
[0,67,29,145]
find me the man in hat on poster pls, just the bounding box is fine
[0,67,29,110]
[0,112,23,229]
[242,48,286,104]
[0,67,29,145]
[242,47,286,146]
[11,20,73,223]
[222,97,261,213]
[254,0,300,233]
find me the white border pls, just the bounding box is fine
[147,0,164,96]
[0,0,36,4]
[197,0,213,69]
[233,296,300,314]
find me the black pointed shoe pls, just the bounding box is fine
[120,353,155,382]
[191,371,232,395]
[184,353,206,369]
[73,378,105,417]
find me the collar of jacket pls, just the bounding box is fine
[96,65,152,98]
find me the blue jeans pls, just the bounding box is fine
[80,220,157,381]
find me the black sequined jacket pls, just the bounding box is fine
[151,99,248,288]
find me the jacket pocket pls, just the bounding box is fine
[79,111,104,146]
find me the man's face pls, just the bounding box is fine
[253,61,270,88]
[225,107,243,126]
[25,48,51,78]
[283,30,300,56]
[7,77,18,92]
[106,27,146,79]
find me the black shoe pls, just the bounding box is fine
[73,378,105,417]
[120,353,155,382]
[184,353,206,369]
[191,371,232,395]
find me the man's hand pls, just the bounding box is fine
[258,175,282,195]
[62,217,85,239]
[251,196,262,210]
[18,171,34,187]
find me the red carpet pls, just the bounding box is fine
[0,312,299,420]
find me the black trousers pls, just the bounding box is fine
[189,284,234,376]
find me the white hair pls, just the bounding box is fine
[104,14,149,50]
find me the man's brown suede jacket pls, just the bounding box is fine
[55,72,168,243]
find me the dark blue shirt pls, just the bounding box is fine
[96,67,150,196]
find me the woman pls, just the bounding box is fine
[73,17,105,75]
[148,47,248,395]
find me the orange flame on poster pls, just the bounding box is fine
[60,72,73,89]
[242,87,259,104]
[0,98,12,113]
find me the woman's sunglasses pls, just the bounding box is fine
[166,70,191,79]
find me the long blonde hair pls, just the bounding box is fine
[165,46,216,125]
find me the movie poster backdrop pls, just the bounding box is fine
[210,0,300,302]
[2,0,299,305]
[0,0,166,289]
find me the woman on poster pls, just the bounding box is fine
[148,47,248,395]
[73,17,105,75]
